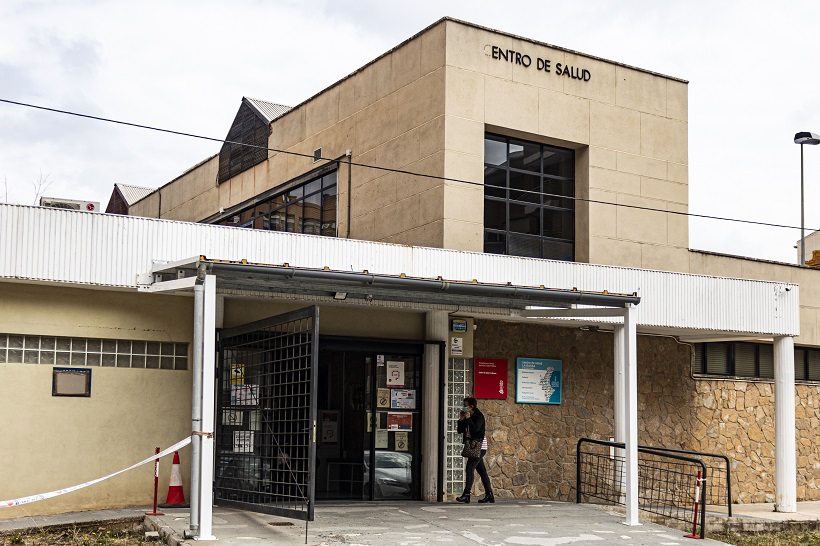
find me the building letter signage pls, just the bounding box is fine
[489,45,591,82]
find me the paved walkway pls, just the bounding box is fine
[4,500,820,545]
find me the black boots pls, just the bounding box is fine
[477,493,495,504]
[455,494,470,503]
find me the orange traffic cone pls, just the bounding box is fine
[159,451,189,508]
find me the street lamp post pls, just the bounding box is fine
[794,132,820,266]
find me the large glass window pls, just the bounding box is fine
[483,134,575,261]
[214,170,338,237]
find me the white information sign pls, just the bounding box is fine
[386,361,405,387]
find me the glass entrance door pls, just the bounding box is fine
[315,346,422,501]
[366,353,421,500]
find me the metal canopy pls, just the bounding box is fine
[149,257,640,310]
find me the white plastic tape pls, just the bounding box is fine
[1,437,192,508]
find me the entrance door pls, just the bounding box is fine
[315,344,422,501]
[215,306,319,521]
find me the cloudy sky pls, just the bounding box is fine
[1,1,819,264]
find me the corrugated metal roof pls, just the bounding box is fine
[115,183,155,206]
[244,97,291,123]
[0,203,801,336]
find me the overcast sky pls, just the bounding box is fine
[1,1,819,264]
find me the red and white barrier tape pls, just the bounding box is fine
[1,437,192,508]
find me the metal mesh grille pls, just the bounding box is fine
[446,357,472,494]
[216,307,318,521]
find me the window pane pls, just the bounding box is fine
[543,149,574,178]
[484,166,506,199]
[321,186,337,237]
[795,348,806,380]
[484,199,506,231]
[543,209,574,240]
[323,171,338,189]
[759,345,774,379]
[509,202,540,235]
[507,234,541,258]
[735,343,756,377]
[484,232,505,255]
[303,193,322,235]
[705,343,730,375]
[694,344,704,373]
[508,139,541,172]
[541,239,573,261]
[9,335,23,349]
[509,171,540,204]
[808,350,820,381]
[484,135,507,167]
[303,179,321,198]
[543,178,574,208]
[287,201,303,233]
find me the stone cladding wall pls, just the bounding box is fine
[471,319,820,504]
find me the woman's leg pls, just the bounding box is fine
[476,451,492,495]
[463,457,479,495]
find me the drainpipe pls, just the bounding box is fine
[346,149,352,239]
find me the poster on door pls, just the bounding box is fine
[321,411,339,444]
[390,389,416,409]
[386,361,405,387]
[387,412,413,431]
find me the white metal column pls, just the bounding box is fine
[189,284,203,535]
[613,324,625,443]
[196,275,217,540]
[774,335,797,512]
[423,310,448,501]
[623,305,640,526]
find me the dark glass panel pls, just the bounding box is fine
[735,343,756,377]
[507,233,541,258]
[321,186,338,236]
[759,345,774,378]
[542,209,574,240]
[508,139,541,172]
[323,171,338,189]
[484,167,506,199]
[484,232,505,255]
[287,201,303,233]
[808,350,820,381]
[542,149,574,178]
[543,178,574,208]
[508,202,540,235]
[705,343,730,375]
[694,345,705,373]
[484,199,506,231]
[509,171,540,204]
[484,135,507,167]
[541,239,574,261]
[795,348,806,380]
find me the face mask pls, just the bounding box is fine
[461,406,470,413]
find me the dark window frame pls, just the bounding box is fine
[694,341,820,383]
[483,133,575,261]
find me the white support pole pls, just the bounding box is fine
[774,335,797,513]
[613,323,626,502]
[613,324,625,444]
[623,304,640,526]
[189,284,203,535]
[196,275,217,540]
[423,310,448,501]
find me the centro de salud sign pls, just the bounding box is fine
[487,45,591,81]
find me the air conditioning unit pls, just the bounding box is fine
[39,197,100,213]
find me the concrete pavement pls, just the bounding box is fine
[5,499,820,545]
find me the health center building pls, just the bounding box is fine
[2,17,819,522]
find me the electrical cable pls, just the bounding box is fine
[1,97,817,233]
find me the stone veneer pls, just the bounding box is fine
[471,320,820,503]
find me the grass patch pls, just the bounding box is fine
[0,521,146,546]
[712,530,820,545]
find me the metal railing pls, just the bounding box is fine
[576,438,714,539]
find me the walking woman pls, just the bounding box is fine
[456,397,494,503]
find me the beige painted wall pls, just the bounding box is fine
[0,283,193,519]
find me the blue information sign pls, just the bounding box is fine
[515,357,562,405]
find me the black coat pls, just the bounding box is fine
[457,407,486,442]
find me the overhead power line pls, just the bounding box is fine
[1,97,816,233]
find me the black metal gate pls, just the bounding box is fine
[216,306,319,521]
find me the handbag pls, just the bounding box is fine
[461,439,482,459]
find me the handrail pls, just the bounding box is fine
[576,438,709,539]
